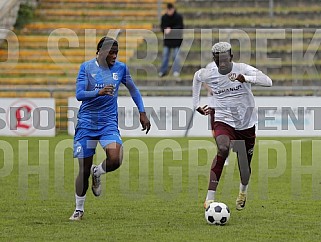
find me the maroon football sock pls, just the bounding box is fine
[208,155,226,191]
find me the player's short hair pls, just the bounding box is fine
[96,37,118,54]
[211,42,232,54]
[167,3,174,9]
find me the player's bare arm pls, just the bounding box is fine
[139,112,151,134]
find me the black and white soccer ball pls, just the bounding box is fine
[205,202,230,225]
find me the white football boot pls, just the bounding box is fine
[91,165,102,196]
[236,192,247,210]
[69,210,84,221]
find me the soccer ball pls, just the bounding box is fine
[205,202,230,225]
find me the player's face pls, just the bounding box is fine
[97,43,118,67]
[213,52,233,75]
[105,45,118,66]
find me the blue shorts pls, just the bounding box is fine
[73,127,122,158]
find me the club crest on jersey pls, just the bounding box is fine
[228,73,237,81]
[112,73,118,80]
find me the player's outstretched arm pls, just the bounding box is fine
[236,72,272,87]
[122,67,145,111]
[192,69,204,110]
[122,66,151,134]
[237,64,272,87]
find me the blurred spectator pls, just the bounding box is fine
[159,3,184,78]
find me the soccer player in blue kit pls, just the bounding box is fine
[69,37,151,220]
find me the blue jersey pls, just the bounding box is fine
[75,58,145,131]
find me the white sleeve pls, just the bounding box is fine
[243,64,272,87]
[192,70,203,109]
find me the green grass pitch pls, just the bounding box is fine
[1,135,321,241]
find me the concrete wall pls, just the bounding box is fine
[0,0,38,43]
[0,0,20,31]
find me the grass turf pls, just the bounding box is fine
[0,135,321,241]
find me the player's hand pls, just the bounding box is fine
[196,105,211,115]
[99,84,115,96]
[140,112,151,134]
[235,74,246,83]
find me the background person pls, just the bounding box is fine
[158,3,184,78]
